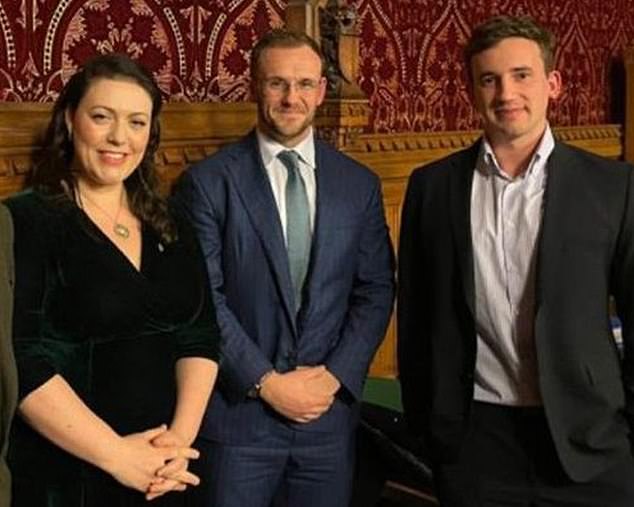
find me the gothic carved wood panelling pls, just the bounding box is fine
[0,0,631,378]
[348,124,623,377]
[0,102,257,197]
[0,99,622,377]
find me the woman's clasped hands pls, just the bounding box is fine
[101,424,201,501]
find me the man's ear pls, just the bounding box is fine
[547,70,563,100]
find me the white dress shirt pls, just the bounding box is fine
[471,126,555,406]
[256,129,317,241]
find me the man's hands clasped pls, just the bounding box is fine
[259,365,341,423]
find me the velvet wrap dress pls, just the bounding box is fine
[6,190,219,507]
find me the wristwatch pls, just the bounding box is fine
[247,370,274,399]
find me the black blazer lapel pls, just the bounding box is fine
[450,142,480,317]
[535,143,575,311]
[228,132,297,331]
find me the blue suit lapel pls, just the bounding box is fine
[305,142,337,301]
[228,132,297,332]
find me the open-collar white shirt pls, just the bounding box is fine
[471,125,555,406]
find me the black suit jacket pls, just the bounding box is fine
[398,140,634,482]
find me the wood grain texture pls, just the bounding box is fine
[0,101,623,378]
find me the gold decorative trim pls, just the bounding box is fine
[0,99,623,198]
[553,124,622,158]
[349,124,622,154]
[316,98,370,125]
[348,130,480,153]
[344,124,623,181]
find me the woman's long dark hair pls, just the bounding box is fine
[33,53,177,243]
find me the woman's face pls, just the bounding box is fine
[65,78,153,189]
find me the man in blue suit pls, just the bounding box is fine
[175,30,395,507]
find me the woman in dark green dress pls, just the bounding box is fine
[6,54,219,506]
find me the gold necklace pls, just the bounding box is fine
[79,190,131,239]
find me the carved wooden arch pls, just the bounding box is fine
[285,0,369,149]
[285,0,327,40]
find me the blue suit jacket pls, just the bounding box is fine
[175,131,395,443]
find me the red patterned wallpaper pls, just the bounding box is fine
[0,0,633,133]
[0,0,284,102]
[353,0,634,132]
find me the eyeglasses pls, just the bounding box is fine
[263,77,322,94]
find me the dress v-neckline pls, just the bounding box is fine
[78,208,145,274]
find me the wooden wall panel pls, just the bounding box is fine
[367,179,402,378]
[0,102,624,378]
[0,102,257,198]
[349,124,623,378]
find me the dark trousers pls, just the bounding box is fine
[187,426,355,507]
[433,401,634,507]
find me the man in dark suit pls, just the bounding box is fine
[0,203,17,505]
[175,30,395,507]
[398,15,634,506]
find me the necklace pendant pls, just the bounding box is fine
[113,223,130,239]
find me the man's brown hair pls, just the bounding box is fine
[464,15,556,77]
[250,29,326,82]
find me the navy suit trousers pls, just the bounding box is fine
[187,424,355,507]
[433,402,634,507]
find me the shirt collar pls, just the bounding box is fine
[256,128,317,170]
[478,124,555,181]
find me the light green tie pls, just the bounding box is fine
[278,150,311,312]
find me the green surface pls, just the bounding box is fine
[362,377,402,412]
